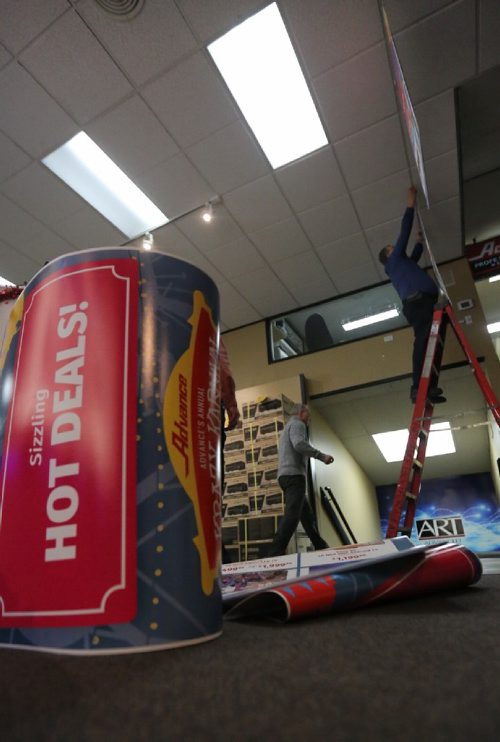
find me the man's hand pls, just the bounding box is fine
[407,185,417,207]
[225,406,240,431]
[321,454,334,465]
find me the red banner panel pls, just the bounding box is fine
[0,259,138,627]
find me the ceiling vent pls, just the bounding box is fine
[94,0,145,20]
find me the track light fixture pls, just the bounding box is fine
[202,202,214,223]
[142,231,154,250]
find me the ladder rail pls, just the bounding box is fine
[386,303,500,539]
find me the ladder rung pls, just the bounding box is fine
[412,458,423,469]
[405,491,417,501]
[418,428,429,439]
[399,528,412,537]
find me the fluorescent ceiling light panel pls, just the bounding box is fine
[43,132,168,239]
[208,2,328,169]
[487,321,500,334]
[373,422,455,463]
[488,275,500,282]
[0,276,15,286]
[342,308,399,332]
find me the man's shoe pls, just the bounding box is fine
[410,387,446,404]
[429,394,447,404]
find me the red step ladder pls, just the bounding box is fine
[386,303,500,538]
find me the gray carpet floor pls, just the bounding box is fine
[2,574,499,741]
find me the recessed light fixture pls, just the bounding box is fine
[42,132,168,239]
[488,275,500,283]
[208,2,328,169]
[487,321,500,334]
[342,308,399,332]
[372,421,455,463]
[0,276,15,287]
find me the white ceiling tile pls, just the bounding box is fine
[299,194,361,247]
[420,196,463,262]
[0,42,11,68]
[53,207,127,250]
[272,249,336,304]
[250,218,311,263]
[231,267,297,313]
[316,233,373,278]
[218,278,262,328]
[0,131,32,181]
[333,262,382,294]
[137,153,213,220]
[382,0,455,32]
[0,0,68,54]
[1,161,85,226]
[422,150,460,204]
[479,0,500,71]
[284,0,382,77]
[186,120,270,195]
[86,95,178,179]
[224,175,293,232]
[142,52,239,149]
[176,0,265,43]
[209,237,266,279]
[275,147,346,211]
[335,115,407,191]
[0,193,47,245]
[395,1,476,104]
[351,170,412,229]
[415,89,457,161]
[313,43,397,142]
[0,240,41,284]
[78,0,197,86]
[0,62,77,157]
[21,223,76,263]
[176,205,244,252]
[20,10,132,124]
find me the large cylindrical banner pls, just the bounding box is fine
[0,248,222,654]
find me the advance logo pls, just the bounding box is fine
[416,516,465,542]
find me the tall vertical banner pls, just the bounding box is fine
[0,249,222,653]
[381,6,451,300]
[382,6,429,208]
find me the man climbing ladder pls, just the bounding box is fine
[379,186,446,404]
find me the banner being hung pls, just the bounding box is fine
[381,6,429,208]
[0,249,222,654]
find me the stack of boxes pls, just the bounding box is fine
[222,394,295,561]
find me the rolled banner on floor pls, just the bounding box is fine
[0,248,223,654]
[225,543,483,621]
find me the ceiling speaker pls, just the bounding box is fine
[94,0,145,19]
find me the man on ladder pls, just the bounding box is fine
[379,185,446,404]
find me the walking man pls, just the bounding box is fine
[268,404,334,557]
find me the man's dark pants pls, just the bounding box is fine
[268,475,328,557]
[402,292,437,391]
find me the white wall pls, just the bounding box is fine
[309,407,382,547]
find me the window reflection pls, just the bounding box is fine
[268,282,408,361]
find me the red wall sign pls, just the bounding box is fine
[465,236,500,278]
